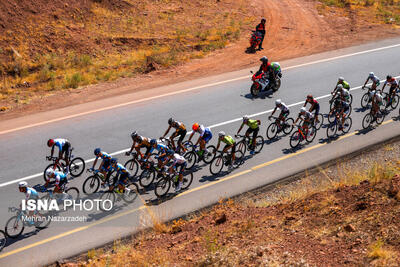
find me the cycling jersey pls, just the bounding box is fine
[138,136,151,148]
[25,187,39,200]
[384,78,398,88]
[54,171,67,186]
[342,89,350,97]
[198,125,212,142]
[246,119,259,130]
[374,93,383,103]
[278,103,289,113]
[369,75,380,85]
[53,138,68,150]
[222,135,235,145]
[113,163,128,174]
[306,98,319,106]
[97,151,111,161]
[172,121,186,131]
[300,111,314,120]
[149,142,168,154]
[172,153,186,166]
[338,81,350,90]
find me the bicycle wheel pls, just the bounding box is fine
[203,145,216,164]
[391,95,400,109]
[314,114,323,130]
[349,94,353,105]
[346,106,352,118]
[210,155,224,175]
[184,151,197,170]
[283,118,294,135]
[266,123,278,140]
[361,93,370,108]
[306,126,317,143]
[43,164,62,182]
[328,110,337,123]
[34,212,51,229]
[154,178,171,198]
[181,172,193,190]
[139,169,155,188]
[376,111,385,124]
[69,157,85,177]
[233,151,244,167]
[236,140,246,156]
[99,191,115,211]
[326,122,337,139]
[65,187,80,201]
[362,113,373,129]
[289,131,301,148]
[82,176,100,195]
[254,136,264,153]
[124,159,139,177]
[5,216,24,238]
[182,140,193,150]
[341,117,352,134]
[0,230,6,252]
[108,171,118,186]
[121,183,139,203]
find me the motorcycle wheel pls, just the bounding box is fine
[250,83,260,97]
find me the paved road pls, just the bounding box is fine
[0,37,400,266]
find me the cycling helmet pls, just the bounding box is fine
[336,84,343,91]
[46,169,55,178]
[47,139,55,147]
[150,139,157,146]
[369,72,374,78]
[307,94,313,99]
[110,158,118,164]
[261,18,266,23]
[168,118,174,125]
[260,56,268,63]
[243,115,249,122]
[131,131,138,139]
[387,75,393,80]
[18,181,28,188]
[218,131,225,137]
[300,107,307,113]
[166,149,174,156]
[338,77,344,82]
[275,99,282,106]
[94,148,101,156]
[192,123,200,131]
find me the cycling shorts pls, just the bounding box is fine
[246,127,259,140]
[61,141,71,158]
[311,103,320,116]
[202,130,212,143]
[118,172,130,185]
[174,129,187,143]
[223,143,236,154]
[175,162,187,175]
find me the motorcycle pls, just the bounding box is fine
[249,31,262,53]
[250,71,282,97]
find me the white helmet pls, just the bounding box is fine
[337,84,343,91]
[275,99,282,105]
[300,107,307,113]
[338,77,344,82]
[243,115,249,121]
[18,181,28,188]
[369,72,374,78]
[218,131,225,137]
[46,169,55,178]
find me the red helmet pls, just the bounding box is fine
[47,139,55,147]
[192,123,200,131]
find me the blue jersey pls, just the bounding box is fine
[113,163,127,174]
[25,187,39,200]
[53,138,68,151]
[98,151,111,161]
[149,143,168,154]
[54,171,67,185]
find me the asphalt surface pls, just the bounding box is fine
[0,37,400,266]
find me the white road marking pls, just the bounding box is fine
[1,43,399,136]
[2,75,399,188]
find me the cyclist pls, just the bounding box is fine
[110,158,131,196]
[269,99,290,130]
[126,131,151,159]
[294,107,314,133]
[162,150,187,192]
[329,99,350,130]
[146,139,169,170]
[370,90,383,118]
[161,118,187,153]
[47,138,71,173]
[255,18,266,50]
[92,148,113,187]
[332,77,350,94]
[256,56,273,85]
[303,94,320,123]
[215,131,236,170]
[45,169,68,194]
[332,84,351,103]
[188,123,213,160]
[382,75,398,107]
[236,115,260,155]
[18,181,39,219]
[363,72,380,91]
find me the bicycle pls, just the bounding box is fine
[327,105,351,123]
[362,108,385,129]
[312,113,324,130]
[360,86,383,108]
[289,123,317,148]
[266,116,294,139]
[209,150,244,175]
[329,93,353,110]
[138,159,161,188]
[154,168,193,198]
[99,178,140,210]
[82,169,118,195]
[5,206,51,238]
[382,90,399,111]
[43,147,85,181]
[235,134,264,156]
[326,115,352,139]
[123,152,141,177]
[0,230,6,252]
[184,143,216,165]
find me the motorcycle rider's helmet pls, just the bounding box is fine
[275,99,282,106]
[387,75,392,80]
[218,131,225,137]
[261,18,266,23]
[243,115,249,122]
[168,118,174,125]
[131,131,138,139]
[338,77,344,82]
[47,139,55,147]
[260,56,268,63]
[369,72,374,78]
[150,139,157,146]
[300,107,307,113]
[94,148,101,156]
[192,123,200,131]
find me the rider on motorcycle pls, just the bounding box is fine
[256,56,274,86]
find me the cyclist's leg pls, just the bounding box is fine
[252,128,259,150]
[231,144,236,161]
[170,131,178,150]
[177,129,187,152]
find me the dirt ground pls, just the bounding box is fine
[1,0,399,121]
